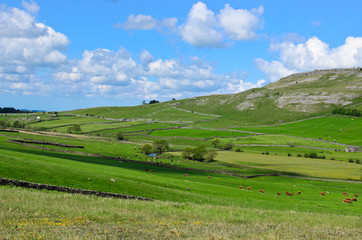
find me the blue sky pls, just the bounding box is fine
[1,0,362,111]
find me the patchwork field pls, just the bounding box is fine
[1,69,362,239]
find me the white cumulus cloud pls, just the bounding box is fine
[122,1,264,48]
[256,36,362,82]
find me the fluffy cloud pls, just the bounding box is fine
[0,3,261,102]
[122,1,264,48]
[256,36,362,82]
[120,14,177,31]
[0,5,69,75]
[21,0,40,14]
[178,2,223,48]
[219,4,263,41]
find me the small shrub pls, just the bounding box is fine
[235,148,243,152]
[182,147,194,160]
[297,153,302,157]
[349,159,354,163]
[355,159,360,164]
[309,153,318,158]
[287,153,292,157]
[330,157,335,160]
[223,142,234,150]
[206,150,218,162]
[141,144,153,155]
[320,155,326,159]
[266,151,269,155]
[116,132,125,140]
[193,145,207,161]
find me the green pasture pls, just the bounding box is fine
[143,107,218,122]
[232,116,362,146]
[62,102,177,119]
[2,186,361,240]
[0,135,361,216]
[227,145,362,162]
[27,116,117,129]
[216,151,362,180]
[150,128,251,138]
[215,134,347,150]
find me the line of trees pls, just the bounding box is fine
[0,107,26,113]
[141,140,169,155]
[332,107,361,117]
[182,145,217,162]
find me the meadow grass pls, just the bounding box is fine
[150,128,251,138]
[215,151,362,180]
[1,134,361,215]
[232,116,362,146]
[1,186,361,240]
[144,107,217,122]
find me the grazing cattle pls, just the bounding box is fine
[343,198,352,203]
[277,192,281,195]
[286,191,293,196]
[352,198,357,202]
[150,170,154,172]
[247,187,252,190]
[354,194,358,198]
[259,190,264,193]
[297,191,301,195]
[208,175,212,179]
[144,169,148,172]
[239,186,244,189]
[343,192,348,197]
[184,174,189,177]
[320,192,325,196]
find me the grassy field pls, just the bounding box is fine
[150,128,251,138]
[232,116,362,146]
[215,151,362,180]
[1,186,361,240]
[1,70,362,239]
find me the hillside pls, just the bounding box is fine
[64,68,362,126]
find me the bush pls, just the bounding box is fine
[223,142,234,150]
[330,157,335,160]
[297,153,302,157]
[303,153,309,158]
[349,159,354,163]
[211,139,220,148]
[141,144,153,155]
[72,124,82,134]
[266,151,269,155]
[182,147,194,160]
[235,148,243,152]
[192,145,207,161]
[287,153,292,157]
[0,120,10,128]
[206,150,218,162]
[153,140,169,154]
[12,120,25,128]
[355,159,360,164]
[116,132,125,140]
[309,153,318,158]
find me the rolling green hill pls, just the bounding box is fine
[63,68,362,127]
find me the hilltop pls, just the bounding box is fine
[64,68,362,126]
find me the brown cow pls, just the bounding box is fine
[343,198,352,203]
[297,191,301,195]
[343,192,348,197]
[320,192,325,196]
[208,175,212,179]
[354,194,358,198]
[259,190,264,193]
[352,198,357,202]
[239,186,244,189]
[150,170,154,172]
[184,174,189,177]
[247,187,252,190]
[277,192,281,195]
